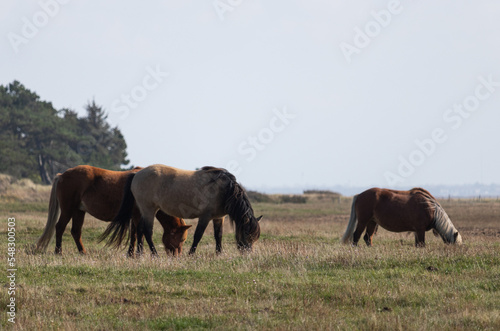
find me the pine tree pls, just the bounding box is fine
[78,100,130,170]
[0,82,130,184]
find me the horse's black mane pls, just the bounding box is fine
[200,166,254,219]
[200,166,259,246]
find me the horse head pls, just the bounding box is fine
[453,231,463,245]
[236,215,262,252]
[163,224,192,256]
[433,228,462,245]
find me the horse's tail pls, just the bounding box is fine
[99,173,136,248]
[341,194,358,244]
[36,174,61,252]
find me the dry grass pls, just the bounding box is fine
[0,174,51,203]
[0,189,499,330]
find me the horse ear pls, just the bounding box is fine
[454,232,458,241]
[256,215,263,222]
[173,225,192,234]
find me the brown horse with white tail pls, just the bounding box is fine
[341,187,462,247]
[36,165,191,256]
[101,165,262,254]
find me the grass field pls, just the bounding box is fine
[1,194,499,330]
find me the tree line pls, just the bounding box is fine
[0,81,130,184]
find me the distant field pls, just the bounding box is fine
[1,194,499,330]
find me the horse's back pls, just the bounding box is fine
[57,165,140,220]
[133,164,194,188]
[132,164,227,218]
[133,164,222,190]
[59,165,137,182]
[132,164,194,203]
[361,187,433,204]
[56,165,97,198]
[357,187,433,232]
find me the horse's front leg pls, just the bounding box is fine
[213,218,224,254]
[189,216,211,255]
[414,231,425,247]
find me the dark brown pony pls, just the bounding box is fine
[341,187,462,247]
[101,165,261,254]
[35,165,192,256]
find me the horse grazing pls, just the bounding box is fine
[35,165,192,256]
[341,187,462,247]
[101,164,262,254]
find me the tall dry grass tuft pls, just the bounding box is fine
[0,173,51,202]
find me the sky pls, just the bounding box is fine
[2,1,500,193]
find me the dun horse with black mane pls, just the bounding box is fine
[341,187,462,247]
[36,165,191,256]
[101,165,262,254]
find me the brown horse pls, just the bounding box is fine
[341,187,462,247]
[101,165,262,254]
[35,165,192,256]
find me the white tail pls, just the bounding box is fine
[35,175,61,252]
[341,195,358,244]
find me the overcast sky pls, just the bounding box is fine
[2,1,500,192]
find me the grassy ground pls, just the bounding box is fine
[1,194,499,330]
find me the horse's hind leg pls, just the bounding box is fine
[213,218,224,254]
[189,216,211,255]
[135,220,145,256]
[138,213,157,256]
[70,210,86,254]
[54,212,72,254]
[352,215,370,246]
[363,221,378,247]
[128,218,138,257]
